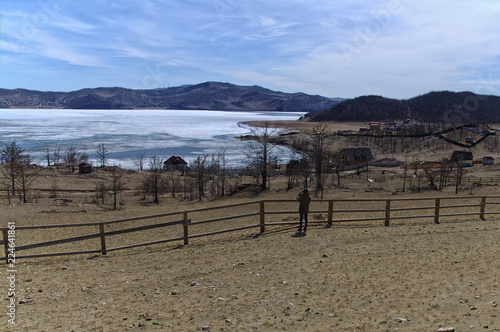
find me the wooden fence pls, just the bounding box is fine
[465,176,500,183]
[3,195,500,263]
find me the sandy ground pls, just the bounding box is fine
[2,121,500,331]
[2,185,500,331]
[3,212,500,331]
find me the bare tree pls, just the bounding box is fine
[45,146,51,166]
[209,148,229,197]
[64,145,80,172]
[167,174,181,198]
[53,146,62,167]
[421,164,440,189]
[410,160,422,192]
[110,167,124,209]
[308,124,330,198]
[80,151,90,164]
[15,153,40,203]
[439,159,454,190]
[135,152,147,171]
[96,144,109,167]
[1,140,24,197]
[189,155,209,201]
[183,174,196,201]
[243,122,278,190]
[95,182,107,205]
[148,155,164,204]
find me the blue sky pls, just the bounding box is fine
[1,0,500,99]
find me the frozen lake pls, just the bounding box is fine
[0,109,304,169]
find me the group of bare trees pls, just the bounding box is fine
[137,149,240,204]
[405,158,466,194]
[1,141,39,203]
[44,143,109,170]
[243,123,279,190]
[94,166,124,210]
[0,140,112,204]
[284,124,334,198]
[242,123,332,198]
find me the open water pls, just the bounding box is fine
[0,109,304,169]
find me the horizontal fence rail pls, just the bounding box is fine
[3,196,500,263]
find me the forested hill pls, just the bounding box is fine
[0,82,340,112]
[308,91,500,123]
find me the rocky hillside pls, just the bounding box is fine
[0,82,340,112]
[308,91,500,123]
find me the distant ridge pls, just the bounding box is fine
[308,91,500,124]
[0,82,341,112]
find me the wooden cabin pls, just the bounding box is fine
[78,162,93,174]
[164,156,188,174]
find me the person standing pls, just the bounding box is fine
[297,189,311,232]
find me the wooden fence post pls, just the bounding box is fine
[434,198,441,224]
[327,200,333,226]
[480,196,487,220]
[259,201,265,233]
[2,229,9,264]
[183,211,190,245]
[99,223,107,255]
[385,200,391,227]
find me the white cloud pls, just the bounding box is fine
[1,0,500,97]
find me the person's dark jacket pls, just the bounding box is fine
[297,191,311,214]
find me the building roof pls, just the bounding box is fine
[451,151,473,161]
[165,156,187,165]
[340,147,374,162]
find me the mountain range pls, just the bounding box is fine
[307,91,500,124]
[0,81,341,112]
[3,83,499,124]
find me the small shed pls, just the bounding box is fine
[483,156,495,166]
[78,162,93,174]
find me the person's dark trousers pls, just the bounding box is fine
[299,213,308,231]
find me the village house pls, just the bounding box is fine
[368,122,380,131]
[164,156,188,175]
[335,147,374,171]
[451,151,473,167]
